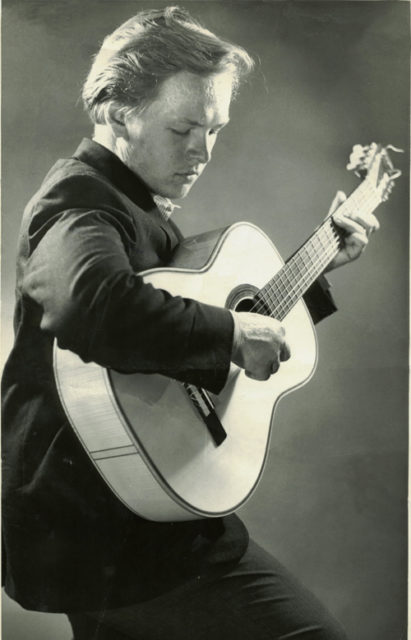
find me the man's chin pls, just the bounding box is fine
[178,185,194,199]
[164,183,194,200]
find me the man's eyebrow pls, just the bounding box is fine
[180,118,230,128]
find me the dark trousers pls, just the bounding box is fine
[68,540,348,640]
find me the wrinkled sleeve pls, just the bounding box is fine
[22,206,234,394]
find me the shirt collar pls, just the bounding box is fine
[152,195,181,222]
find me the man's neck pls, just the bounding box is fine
[93,125,127,164]
[91,126,180,218]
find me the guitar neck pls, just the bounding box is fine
[257,179,380,321]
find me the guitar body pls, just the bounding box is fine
[54,222,317,521]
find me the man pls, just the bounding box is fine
[2,7,379,639]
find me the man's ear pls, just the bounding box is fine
[106,103,129,139]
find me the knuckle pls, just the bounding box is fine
[281,346,291,361]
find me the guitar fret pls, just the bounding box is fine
[255,170,384,321]
[344,182,379,218]
[276,247,336,320]
[259,217,341,319]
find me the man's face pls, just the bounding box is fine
[122,70,233,199]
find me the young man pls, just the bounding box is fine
[2,7,379,639]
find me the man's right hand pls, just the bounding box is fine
[230,311,291,381]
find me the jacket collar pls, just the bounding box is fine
[72,138,155,213]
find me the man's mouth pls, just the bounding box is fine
[178,169,199,176]
[176,170,199,182]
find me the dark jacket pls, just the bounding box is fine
[2,139,336,613]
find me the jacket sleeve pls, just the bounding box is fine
[303,275,337,324]
[22,204,234,395]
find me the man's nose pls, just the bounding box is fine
[187,132,212,164]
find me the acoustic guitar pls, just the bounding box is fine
[54,143,401,521]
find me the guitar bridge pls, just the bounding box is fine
[182,383,227,446]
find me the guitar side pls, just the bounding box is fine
[54,222,317,521]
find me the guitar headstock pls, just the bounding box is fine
[346,143,403,203]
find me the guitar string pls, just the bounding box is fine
[253,221,357,319]
[253,241,336,317]
[259,224,340,309]
[253,243,338,320]
[265,181,379,300]
[255,243,336,320]
[247,184,380,320]
[252,222,341,315]
[252,189,380,319]
[256,181,380,312]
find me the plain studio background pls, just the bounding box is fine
[1,1,409,639]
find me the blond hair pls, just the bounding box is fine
[82,6,254,124]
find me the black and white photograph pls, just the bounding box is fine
[1,2,409,639]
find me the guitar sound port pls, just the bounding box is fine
[234,297,255,312]
[226,284,259,312]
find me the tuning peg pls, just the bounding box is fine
[347,144,366,171]
[382,184,394,201]
[347,159,360,171]
[380,176,396,202]
[352,144,364,153]
[386,145,404,154]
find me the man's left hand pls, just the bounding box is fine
[325,190,380,272]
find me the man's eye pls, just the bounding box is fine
[171,129,190,136]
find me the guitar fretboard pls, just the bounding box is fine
[254,179,380,320]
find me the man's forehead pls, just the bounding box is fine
[156,71,233,111]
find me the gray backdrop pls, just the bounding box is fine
[2,1,409,639]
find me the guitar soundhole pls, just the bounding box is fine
[226,284,259,312]
[235,298,255,312]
